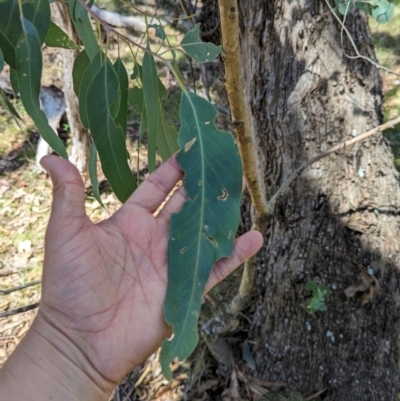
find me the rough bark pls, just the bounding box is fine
[51,1,91,177]
[237,1,400,399]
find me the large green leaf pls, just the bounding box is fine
[142,51,160,173]
[22,0,50,44]
[0,0,22,68]
[68,0,98,60]
[86,59,137,203]
[0,48,3,72]
[113,58,128,135]
[72,49,90,96]
[79,51,103,128]
[179,24,221,63]
[16,18,67,159]
[160,91,242,378]
[45,21,80,49]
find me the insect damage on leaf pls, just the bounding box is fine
[160,91,242,379]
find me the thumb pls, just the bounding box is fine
[41,155,87,224]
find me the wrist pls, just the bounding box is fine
[0,311,114,401]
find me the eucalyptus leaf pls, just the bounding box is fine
[142,51,160,173]
[157,79,178,161]
[86,60,137,203]
[149,23,165,40]
[160,91,242,379]
[113,58,129,135]
[89,143,104,208]
[355,1,371,13]
[0,88,20,119]
[45,21,80,50]
[372,0,394,23]
[128,86,144,114]
[0,30,16,68]
[16,18,67,159]
[0,0,22,68]
[22,0,50,44]
[157,110,179,161]
[68,0,98,59]
[0,48,3,72]
[10,67,18,96]
[130,63,140,80]
[179,23,221,63]
[72,49,90,97]
[79,51,103,128]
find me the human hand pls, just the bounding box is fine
[1,155,263,399]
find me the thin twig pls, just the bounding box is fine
[269,116,400,208]
[0,302,39,319]
[218,0,271,230]
[325,0,400,77]
[0,280,41,296]
[77,0,173,62]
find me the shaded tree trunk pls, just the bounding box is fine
[51,1,91,177]
[237,0,400,399]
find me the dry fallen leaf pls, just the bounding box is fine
[344,269,380,304]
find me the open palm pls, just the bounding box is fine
[37,155,263,387]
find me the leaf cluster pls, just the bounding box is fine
[0,0,240,380]
[335,0,395,23]
[305,280,332,315]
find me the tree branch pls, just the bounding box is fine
[218,0,271,231]
[269,116,400,208]
[0,303,39,319]
[0,280,41,296]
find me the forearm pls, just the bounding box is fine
[0,313,113,401]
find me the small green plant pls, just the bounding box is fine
[335,0,395,23]
[305,280,332,314]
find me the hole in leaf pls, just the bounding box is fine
[217,188,229,201]
[203,234,217,247]
[184,137,197,152]
[180,246,188,254]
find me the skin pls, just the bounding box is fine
[0,155,263,400]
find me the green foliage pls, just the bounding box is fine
[0,0,243,377]
[335,0,395,23]
[113,58,129,136]
[17,18,67,159]
[88,143,104,208]
[72,49,90,96]
[68,0,98,59]
[0,88,20,119]
[160,91,242,379]
[44,22,80,50]
[22,0,50,44]
[305,280,332,315]
[180,23,222,63]
[149,23,166,40]
[85,57,137,203]
[142,51,161,173]
[0,48,3,72]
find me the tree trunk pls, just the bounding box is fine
[237,1,400,399]
[51,1,91,177]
